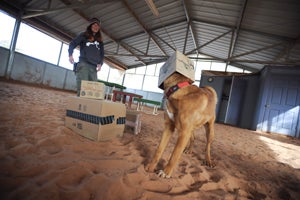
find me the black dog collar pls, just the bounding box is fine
[165,81,190,98]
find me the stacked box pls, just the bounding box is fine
[65,97,126,141]
[158,50,195,89]
[125,109,142,135]
[80,80,106,99]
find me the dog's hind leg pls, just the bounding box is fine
[204,119,215,167]
[146,117,175,173]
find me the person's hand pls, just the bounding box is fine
[96,64,102,71]
[69,55,74,64]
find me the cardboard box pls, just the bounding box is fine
[125,110,142,135]
[65,97,126,141]
[80,80,106,99]
[158,51,195,89]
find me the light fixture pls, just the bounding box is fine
[145,0,159,16]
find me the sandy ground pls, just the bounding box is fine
[0,79,299,200]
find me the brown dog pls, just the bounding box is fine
[146,72,217,178]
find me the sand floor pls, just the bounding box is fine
[0,79,299,200]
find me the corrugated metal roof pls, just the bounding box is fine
[0,0,299,71]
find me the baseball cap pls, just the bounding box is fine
[89,17,100,26]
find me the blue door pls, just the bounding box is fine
[262,76,300,136]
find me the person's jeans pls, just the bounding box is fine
[76,62,97,96]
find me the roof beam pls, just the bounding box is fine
[188,56,300,66]
[230,60,300,65]
[116,19,184,41]
[192,18,294,42]
[105,53,167,59]
[117,41,146,65]
[182,0,198,54]
[230,41,286,59]
[106,52,300,66]
[186,30,232,55]
[25,17,73,41]
[183,23,189,54]
[226,0,248,68]
[122,0,167,56]
[21,0,112,19]
[274,36,300,61]
[146,16,296,44]
[104,57,127,71]
[60,0,91,20]
[151,32,177,51]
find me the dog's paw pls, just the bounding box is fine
[145,164,155,172]
[145,165,150,172]
[158,170,171,178]
[203,160,216,168]
[183,148,193,154]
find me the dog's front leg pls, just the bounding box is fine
[184,132,195,154]
[146,119,174,173]
[162,129,192,178]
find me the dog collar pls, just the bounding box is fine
[165,81,190,98]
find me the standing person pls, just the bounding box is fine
[68,17,104,96]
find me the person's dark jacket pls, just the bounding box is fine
[68,32,104,66]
